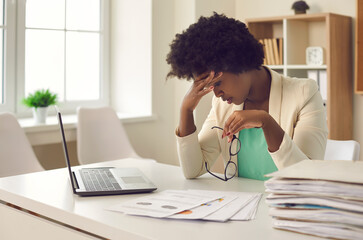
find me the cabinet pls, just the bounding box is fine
[246,13,352,140]
[356,0,363,93]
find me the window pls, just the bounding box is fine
[2,0,152,120]
[0,0,4,104]
[0,0,16,113]
[1,0,109,116]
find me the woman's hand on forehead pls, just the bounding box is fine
[194,71,212,82]
[194,71,223,87]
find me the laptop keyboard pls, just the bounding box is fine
[80,168,122,191]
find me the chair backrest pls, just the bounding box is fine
[0,113,44,177]
[77,107,139,165]
[324,139,360,161]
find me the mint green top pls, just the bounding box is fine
[237,128,277,181]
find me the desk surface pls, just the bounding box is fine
[0,159,322,240]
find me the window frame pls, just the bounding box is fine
[3,0,110,117]
[0,0,16,113]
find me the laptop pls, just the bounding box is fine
[56,108,157,196]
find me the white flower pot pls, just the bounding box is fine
[32,107,49,124]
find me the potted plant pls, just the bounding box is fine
[22,89,58,124]
[291,0,310,14]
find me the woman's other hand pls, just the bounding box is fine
[222,110,268,142]
[222,110,284,152]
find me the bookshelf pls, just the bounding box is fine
[356,0,363,93]
[246,13,352,140]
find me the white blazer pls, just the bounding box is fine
[176,68,328,179]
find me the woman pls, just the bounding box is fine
[166,13,328,181]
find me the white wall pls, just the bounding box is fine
[110,0,177,165]
[110,0,361,166]
[173,0,195,131]
[110,0,152,115]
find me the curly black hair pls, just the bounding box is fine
[166,13,264,80]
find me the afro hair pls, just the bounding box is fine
[166,12,264,80]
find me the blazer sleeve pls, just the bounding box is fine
[176,98,222,179]
[269,80,328,169]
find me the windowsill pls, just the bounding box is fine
[19,113,157,146]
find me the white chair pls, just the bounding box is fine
[324,139,360,161]
[77,107,140,165]
[0,113,44,177]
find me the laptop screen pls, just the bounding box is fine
[56,107,77,193]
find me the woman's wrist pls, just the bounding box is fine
[260,111,272,130]
[181,104,194,114]
[260,111,284,152]
[178,106,197,137]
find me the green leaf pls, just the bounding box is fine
[22,89,58,108]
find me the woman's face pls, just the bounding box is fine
[212,72,251,105]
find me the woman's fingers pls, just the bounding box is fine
[194,71,215,90]
[223,111,246,141]
[222,114,234,139]
[205,72,223,88]
[227,122,244,142]
[201,85,214,95]
[195,71,223,92]
[223,110,266,142]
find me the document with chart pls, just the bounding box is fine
[108,190,224,218]
[107,189,262,222]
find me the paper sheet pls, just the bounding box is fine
[273,219,363,240]
[107,189,262,221]
[203,192,259,222]
[265,178,363,199]
[270,207,363,226]
[265,160,363,184]
[230,193,262,221]
[266,193,363,213]
[108,190,223,218]
[168,195,238,220]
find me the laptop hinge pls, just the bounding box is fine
[72,171,80,190]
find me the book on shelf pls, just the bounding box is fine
[277,38,283,65]
[272,38,279,65]
[266,38,275,65]
[262,39,272,65]
[264,160,363,240]
[260,38,283,65]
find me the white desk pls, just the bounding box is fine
[0,159,322,240]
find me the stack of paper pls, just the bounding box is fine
[264,160,363,240]
[108,189,262,222]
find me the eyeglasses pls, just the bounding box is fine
[205,126,241,181]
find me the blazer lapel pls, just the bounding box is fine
[268,68,282,125]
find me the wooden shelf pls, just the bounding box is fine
[356,0,363,93]
[246,13,353,140]
[268,65,327,70]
